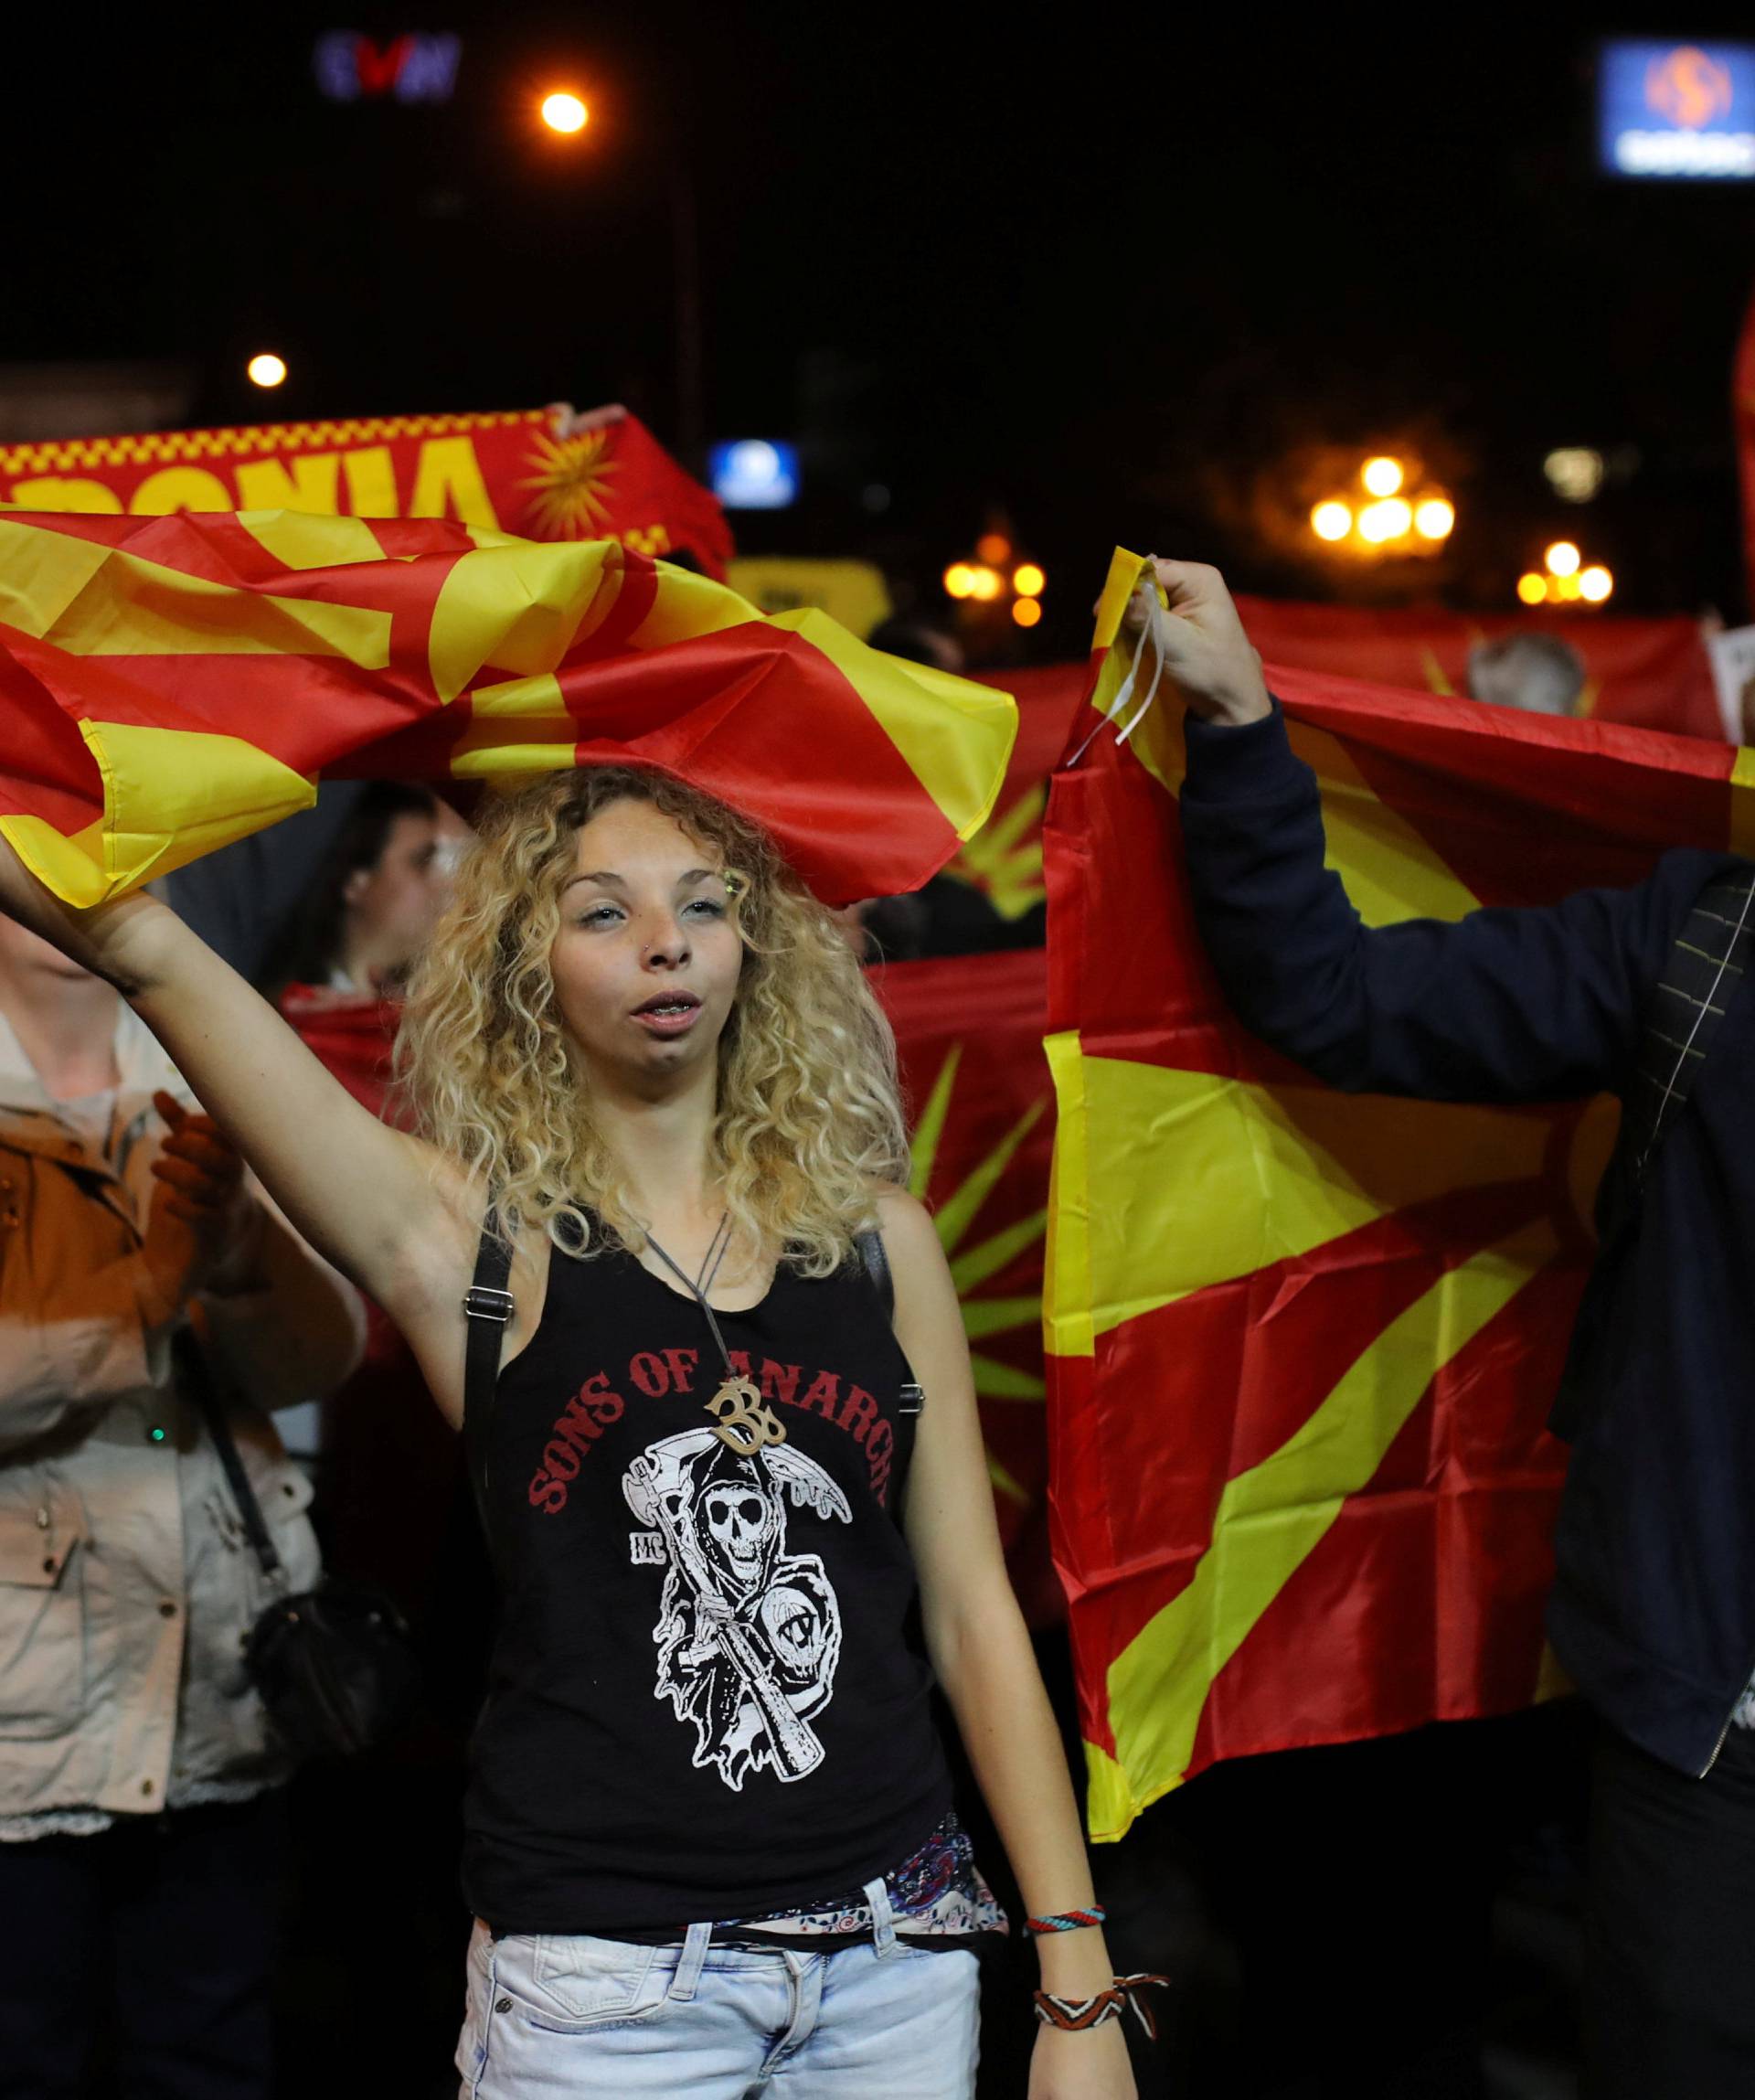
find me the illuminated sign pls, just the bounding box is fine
[1599,40,1755,178]
[708,440,799,510]
[314,33,462,104]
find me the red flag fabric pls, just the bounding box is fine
[1236,593,1720,742]
[0,511,1015,912]
[874,951,1060,1625]
[1044,549,1755,1839]
[0,408,734,579]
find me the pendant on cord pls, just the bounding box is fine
[705,1375,787,1455]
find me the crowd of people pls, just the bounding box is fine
[0,560,1744,2100]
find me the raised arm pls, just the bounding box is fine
[0,830,465,1323]
[1140,560,1725,1104]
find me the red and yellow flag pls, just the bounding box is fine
[1045,549,1755,1841]
[876,951,1062,1626]
[0,509,1015,911]
[0,408,733,578]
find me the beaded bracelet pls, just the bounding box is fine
[1025,1904,1107,1934]
[1033,1973,1169,2041]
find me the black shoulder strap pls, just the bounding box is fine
[174,1327,283,1581]
[1554,864,1755,1437]
[1603,865,1755,1230]
[463,1209,515,1528]
[853,1222,924,1524]
[855,1224,893,1317]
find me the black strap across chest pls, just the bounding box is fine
[461,1215,918,1530]
[1552,864,1755,1434]
[1598,865,1755,1237]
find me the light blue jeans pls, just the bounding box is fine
[455,1879,981,2098]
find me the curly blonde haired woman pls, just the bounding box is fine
[0,767,1140,2100]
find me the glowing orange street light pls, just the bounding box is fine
[1544,540,1580,578]
[1516,572,1548,606]
[1311,501,1352,542]
[968,565,1004,602]
[975,531,1011,566]
[1362,455,1404,497]
[1580,565,1613,603]
[247,353,287,389]
[1414,497,1455,541]
[943,563,977,600]
[1012,598,1043,629]
[1357,497,1412,544]
[541,91,589,134]
[1013,562,1046,597]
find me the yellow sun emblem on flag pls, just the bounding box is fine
[517,429,622,539]
[909,1045,1050,1505]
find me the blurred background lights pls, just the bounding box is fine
[975,531,1011,566]
[1357,498,1409,544]
[1544,540,1581,578]
[1012,562,1046,597]
[1414,497,1455,540]
[1545,447,1605,504]
[707,439,799,509]
[1580,564,1614,602]
[1011,598,1043,629]
[968,565,1004,602]
[1516,572,1548,605]
[247,353,287,389]
[943,563,977,599]
[540,91,589,134]
[1308,460,1452,557]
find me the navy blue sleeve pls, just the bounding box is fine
[1177,705,1726,1103]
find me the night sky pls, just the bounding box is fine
[8,9,1755,651]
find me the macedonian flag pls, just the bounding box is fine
[0,508,1015,910]
[1046,549,1755,1841]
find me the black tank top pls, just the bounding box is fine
[461,1232,953,1936]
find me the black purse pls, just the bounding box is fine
[177,1332,420,1759]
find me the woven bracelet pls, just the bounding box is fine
[1033,1973,1170,2041]
[1025,1904,1106,1934]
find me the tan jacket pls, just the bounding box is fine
[0,1003,366,1820]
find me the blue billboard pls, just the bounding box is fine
[1599,40,1755,178]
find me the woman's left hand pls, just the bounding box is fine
[1027,2019,1136,2098]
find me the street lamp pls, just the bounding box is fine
[1515,548,1614,607]
[1306,456,1453,557]
[247,353,287,389]
[540,91,589,134]
[534,78,704,461]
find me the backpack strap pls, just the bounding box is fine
[1553,864,1755,1435]
[463,1209,515,1531]
[855,1224,893,1317]
[1600,866,1755,1234]
[854,1223,925,1524]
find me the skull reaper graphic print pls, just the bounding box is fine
[623,1428,852,1790]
